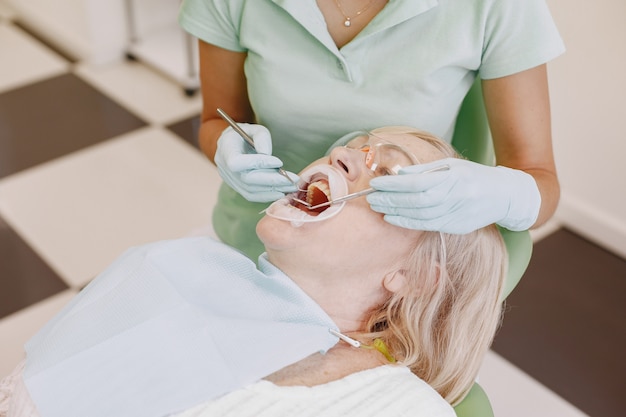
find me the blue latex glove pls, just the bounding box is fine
[367,158,541,233]
[214,123,299,203]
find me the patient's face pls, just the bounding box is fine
[257,130,445,269]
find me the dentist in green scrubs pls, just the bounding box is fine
[178,0,564,261]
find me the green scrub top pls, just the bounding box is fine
[179,0,564,259]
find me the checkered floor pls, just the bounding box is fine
[0,0,220,378]
[1,3,624,416]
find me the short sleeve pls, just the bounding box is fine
[479,0,565,79]
[178,0,247,52]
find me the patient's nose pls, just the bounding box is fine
[329,146,364,181]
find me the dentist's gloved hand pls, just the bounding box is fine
[366,158,541,234]
[214,123,299,203]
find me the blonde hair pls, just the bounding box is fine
[364,126,507,405]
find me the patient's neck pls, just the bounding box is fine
[268,251,388,333]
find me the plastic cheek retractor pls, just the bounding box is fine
[265,165,349,227]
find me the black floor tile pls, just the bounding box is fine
[492,228,626,417]
[167,114,201,150]
[0,73,147,179]
[0,215,69,319]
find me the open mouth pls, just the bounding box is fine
[292,175,332,215]
[265,165,348,226]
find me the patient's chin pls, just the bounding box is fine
[256,217,273,248]
[256,215,302,250]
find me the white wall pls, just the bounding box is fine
[6,0,180,65]
[547,0,626,258]
[5,0,93,59]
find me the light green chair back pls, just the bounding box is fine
[450,78,534,416]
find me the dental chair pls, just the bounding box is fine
[450,77,533,417]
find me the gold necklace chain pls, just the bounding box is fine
[333,0,380,27]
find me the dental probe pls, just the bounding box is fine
[297,164,450,210]
[298,187,377,210]
[216,108,297,186]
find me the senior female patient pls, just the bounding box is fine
[0,127,506,417]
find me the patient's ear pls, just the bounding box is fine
[383,269,408,293]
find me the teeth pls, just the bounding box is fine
[307,180,331,206]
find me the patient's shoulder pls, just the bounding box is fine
[261,361,454,416]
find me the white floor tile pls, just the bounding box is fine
[0,126,221,288]
[480,350,589,417]
[0,290,77,377]
[74,59,202,126]
[0,21,69,93]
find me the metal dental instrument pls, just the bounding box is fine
[293,164,450,210]
[292,188,376,210]
[216,108,298,187]
[328,328,362,348]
